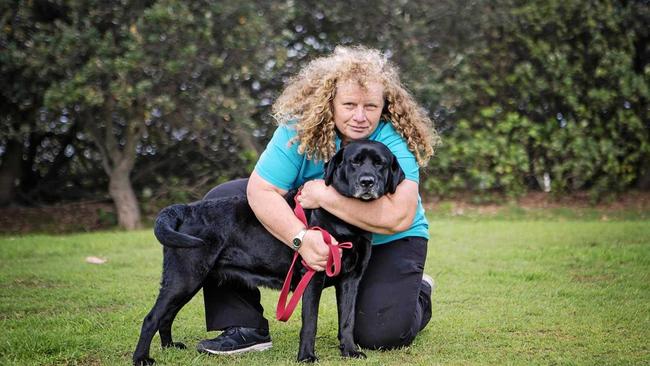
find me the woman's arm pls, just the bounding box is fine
[299,179,419,235]
[247,171,331,271]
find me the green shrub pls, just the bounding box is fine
[425,0,649,200]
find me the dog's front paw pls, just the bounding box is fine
[297,353,319,363]
[133,356,155,366]
[341,349,366,359]
[162,341,186,349]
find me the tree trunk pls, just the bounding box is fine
[83,102,144,230]
[108,162,142,230]
[638,164,650,191]
[0,139,23,206]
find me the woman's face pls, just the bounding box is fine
[332,80,385,143]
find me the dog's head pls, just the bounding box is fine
[324,141,405,200]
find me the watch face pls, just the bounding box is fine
[293,238,301,247]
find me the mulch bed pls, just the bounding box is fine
[0,201,117,234]
[425,191,650,211]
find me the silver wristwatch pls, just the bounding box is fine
[292,228,308,251]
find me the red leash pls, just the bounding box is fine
[276,190,352,322]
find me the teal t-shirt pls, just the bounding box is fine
[254,120,429,244]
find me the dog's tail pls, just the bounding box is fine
[154,204,206,248]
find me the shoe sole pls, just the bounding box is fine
[422,274,436,293]
[199,341,273,355]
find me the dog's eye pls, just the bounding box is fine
[350,159,361,167]
[372,159,384,167]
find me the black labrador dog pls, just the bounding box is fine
[133,140,405,365]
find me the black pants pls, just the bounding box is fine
[202,179,432,349]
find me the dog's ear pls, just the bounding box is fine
[387,154,406,194]
[324,148,345,186]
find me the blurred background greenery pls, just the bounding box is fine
[1,0,648,229]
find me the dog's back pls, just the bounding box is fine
[152,193,368,290]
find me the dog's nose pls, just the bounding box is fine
[359,176,375,188]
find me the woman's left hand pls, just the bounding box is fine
[299,179,329,209]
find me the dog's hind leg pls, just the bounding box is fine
[133,277,204,365]
[335,277,366,359]
[297,274,325,363]
[158,286,202,350]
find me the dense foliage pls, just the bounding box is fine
[428,0,650,200]
[1,0,648,227]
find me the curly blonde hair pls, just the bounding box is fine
[272,45,440,166]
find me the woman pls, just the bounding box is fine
[197,45,439,354]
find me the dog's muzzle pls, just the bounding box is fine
[352,175,380,200]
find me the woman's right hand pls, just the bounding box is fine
[298,229,334,272]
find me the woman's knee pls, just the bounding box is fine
[354,314,418,350]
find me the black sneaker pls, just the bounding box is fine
[197,326,272,355]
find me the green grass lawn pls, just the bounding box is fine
[1,215,649,365]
